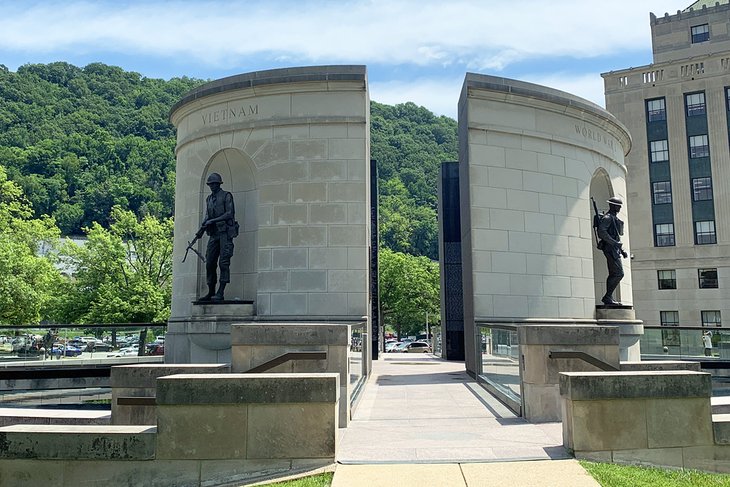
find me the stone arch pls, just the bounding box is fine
[200,148,258,302]
[589,167,618,305]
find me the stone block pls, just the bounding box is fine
[63,460,201,487]
[560,371,712,400]
[156,404,248,459]
[488,167,522,190]
[522,383,560,422]
[259,161,307,184]
[309,248,348,269]
[231,323,351,346]
[0,425,156,460]
[520,325,618,346]
[612,447,684,468]
[523,171,552,193]
[199,458,297,487]
[258,227,289,247]
[272,248,308,270]
[290,226,327,246]
[329,182,366,202]
[646,397,713,448]
[347,203,367,224]
[291,182,327,203]
[310,160,347,181]
[311,124,347,138]
[309,293,349,315]
[271,293,307,314]
[290,270,327,291]
[570,399,648,451]
[527,296,559,317]
[253,141,291,167]
[329,139,365,159]
[508,231,541,253]
[347,160,366,180]
[524,211,554,234]
[472,229,508,251]
[329,225,366,246]
[247,403,337,459]
[620,361,700,372]
[538,193,567,215]
[0,459,65,485]
[328,270,366,292]
[471,144,505,167]
[490,208,525,231]
[682,445,730,473]
[714,415,730,444]
[472,186,506,209]
[505,148,538,171]
[347,292,367,315]
[309,203,347,224]
[273,204,307,225]
[291,139,327,160]
[258,271,289,292]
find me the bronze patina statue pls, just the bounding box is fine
[596,196,628,305]
[197,173,238,301]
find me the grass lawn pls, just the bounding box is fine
[260,472,333,487]
[581,461,730,486]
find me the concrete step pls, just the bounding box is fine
[712,413,730,444]
[0,407,110,427]
[711,396,730,414]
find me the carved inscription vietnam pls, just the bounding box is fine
[201,104,259,125]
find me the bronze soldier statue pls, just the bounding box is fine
[198,173,238,301]
[597,196,628,305]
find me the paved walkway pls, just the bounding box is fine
[332,354,599,486]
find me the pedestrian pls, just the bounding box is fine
[703,330,713,357]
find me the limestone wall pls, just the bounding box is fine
[169,66,370,322]
[458,74,632,373]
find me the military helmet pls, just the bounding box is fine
[206,173,223,185]
[607,196,623,207]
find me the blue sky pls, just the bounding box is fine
[0,0,690,118]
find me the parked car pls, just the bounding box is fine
[389,342,409,353]
[85,340,113,352]
[385,341,402,352]
[400,341,431,353]
[147,343,164,356]
[51,344,83,357]
[107,346,139,357]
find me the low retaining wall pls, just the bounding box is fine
[0,373,339,486]
[111,363,229,425]
[561,370,730,472]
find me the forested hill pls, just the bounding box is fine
[0,62,457,259]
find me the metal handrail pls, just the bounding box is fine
[548,350,619,371]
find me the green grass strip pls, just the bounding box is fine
[581,461,730,486]
[260,472,333,487]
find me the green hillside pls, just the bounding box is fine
[0,62,457,259]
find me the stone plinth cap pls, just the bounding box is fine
[171,65,367,121]
[519,325,619,345]
[231,323,353,346]
[620,361,701,372]
[560,370,711,400]
[156,373,340,405]
[0,425,156,460]
[111,363,230,388]
[461,72,631,156]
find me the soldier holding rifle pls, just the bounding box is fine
[184,173,238,301]
[595,196,628,305]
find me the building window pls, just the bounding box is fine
[695,220,717,244]
[702,310,721,327]
[658,270,677,290]
[699,268,719,289]
[660,311,680,326]
[692,24,710,43]
[652,181,672,204]
[650,140,669,162]
[647,98,666,122]
[689,135,709,158]
[686,92,706,116]
[655,223,675,247]
[692,177,713,201]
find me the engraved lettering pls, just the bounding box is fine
[201,104,260,125]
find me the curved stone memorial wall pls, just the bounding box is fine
[458,73,632,372]
[167,66,370,363]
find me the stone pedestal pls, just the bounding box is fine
[230,322,363,428]
[519,324,620,423]
[596,305,643,362]
[166,302,254,364]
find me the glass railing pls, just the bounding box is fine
[0,323,167,364]
[349,322,367,405]
[640,326,730,360]
[476,324,521,413]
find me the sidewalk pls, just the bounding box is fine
[332,354,599,486]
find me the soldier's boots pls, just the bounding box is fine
[601,295,620,306]
[211,282,226,301]
[200,285,216,302]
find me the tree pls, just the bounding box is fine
[379,248,440,339]
[57,206,173,324]
[0,166,62,324]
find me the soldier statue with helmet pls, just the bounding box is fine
[596,196,629,305]
[195,172,239,301]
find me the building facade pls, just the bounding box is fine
[602,1,730,330]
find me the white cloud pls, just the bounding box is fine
[0,1,685,70]
[370,77,465,118]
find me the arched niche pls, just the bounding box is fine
[199,148,258,302]
[589,168,619,305]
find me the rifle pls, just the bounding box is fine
[181,225,207,263]
[591,197,603,250]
